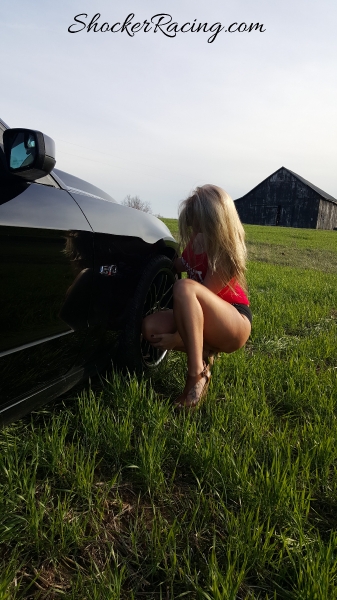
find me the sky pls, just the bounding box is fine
[2,0,337,216]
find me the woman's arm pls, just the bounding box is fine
[173,256,186,274]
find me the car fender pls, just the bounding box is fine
[53,168,178,252]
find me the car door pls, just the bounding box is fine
[0,124,94,410]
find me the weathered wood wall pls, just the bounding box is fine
[317,199,337,230]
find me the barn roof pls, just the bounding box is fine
[286,168,337,204]
[235,166,337,205]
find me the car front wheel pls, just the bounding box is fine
[118,254,177,374]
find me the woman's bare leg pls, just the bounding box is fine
[142,310,175,337]
[142,311,218,360]
[173,282,205,376]
[143,279,251,377]
[172,279,251,376]
[142,310,185,351]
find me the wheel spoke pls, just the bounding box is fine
[143,284,156,316]
[160,283,174,309]
[141,338,152,359]
[155,272,167,303]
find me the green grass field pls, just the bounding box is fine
[1,224,336,599]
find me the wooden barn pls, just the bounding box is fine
[234,167,337,229]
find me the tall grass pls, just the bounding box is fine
[0,225,336,598]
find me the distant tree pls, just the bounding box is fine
[121,195,152,213]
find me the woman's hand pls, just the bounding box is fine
[149,331,182,351]
[173,256,185,274]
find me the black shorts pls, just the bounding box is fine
[232,303,252,324]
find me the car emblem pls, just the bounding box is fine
[100,265,117,276]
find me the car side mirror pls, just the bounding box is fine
[3,128,56,181]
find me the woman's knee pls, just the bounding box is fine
[142,314,156,340]
[142,310,176,340]
[173,278,198,300]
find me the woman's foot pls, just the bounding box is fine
[174,362,211,410]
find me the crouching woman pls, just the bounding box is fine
[142,184,252,409]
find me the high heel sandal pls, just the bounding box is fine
[174,361,211,410]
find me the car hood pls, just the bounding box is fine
[53,168,116,203]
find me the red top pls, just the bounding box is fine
[181,240,249,305]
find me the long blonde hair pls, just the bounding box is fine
[178,184,247,291]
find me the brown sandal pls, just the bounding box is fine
[174,362,211,410]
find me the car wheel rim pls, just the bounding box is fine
[140,268,175,368]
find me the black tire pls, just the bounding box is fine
[118,254,177,374]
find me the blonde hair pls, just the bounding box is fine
[178,184,247,292]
